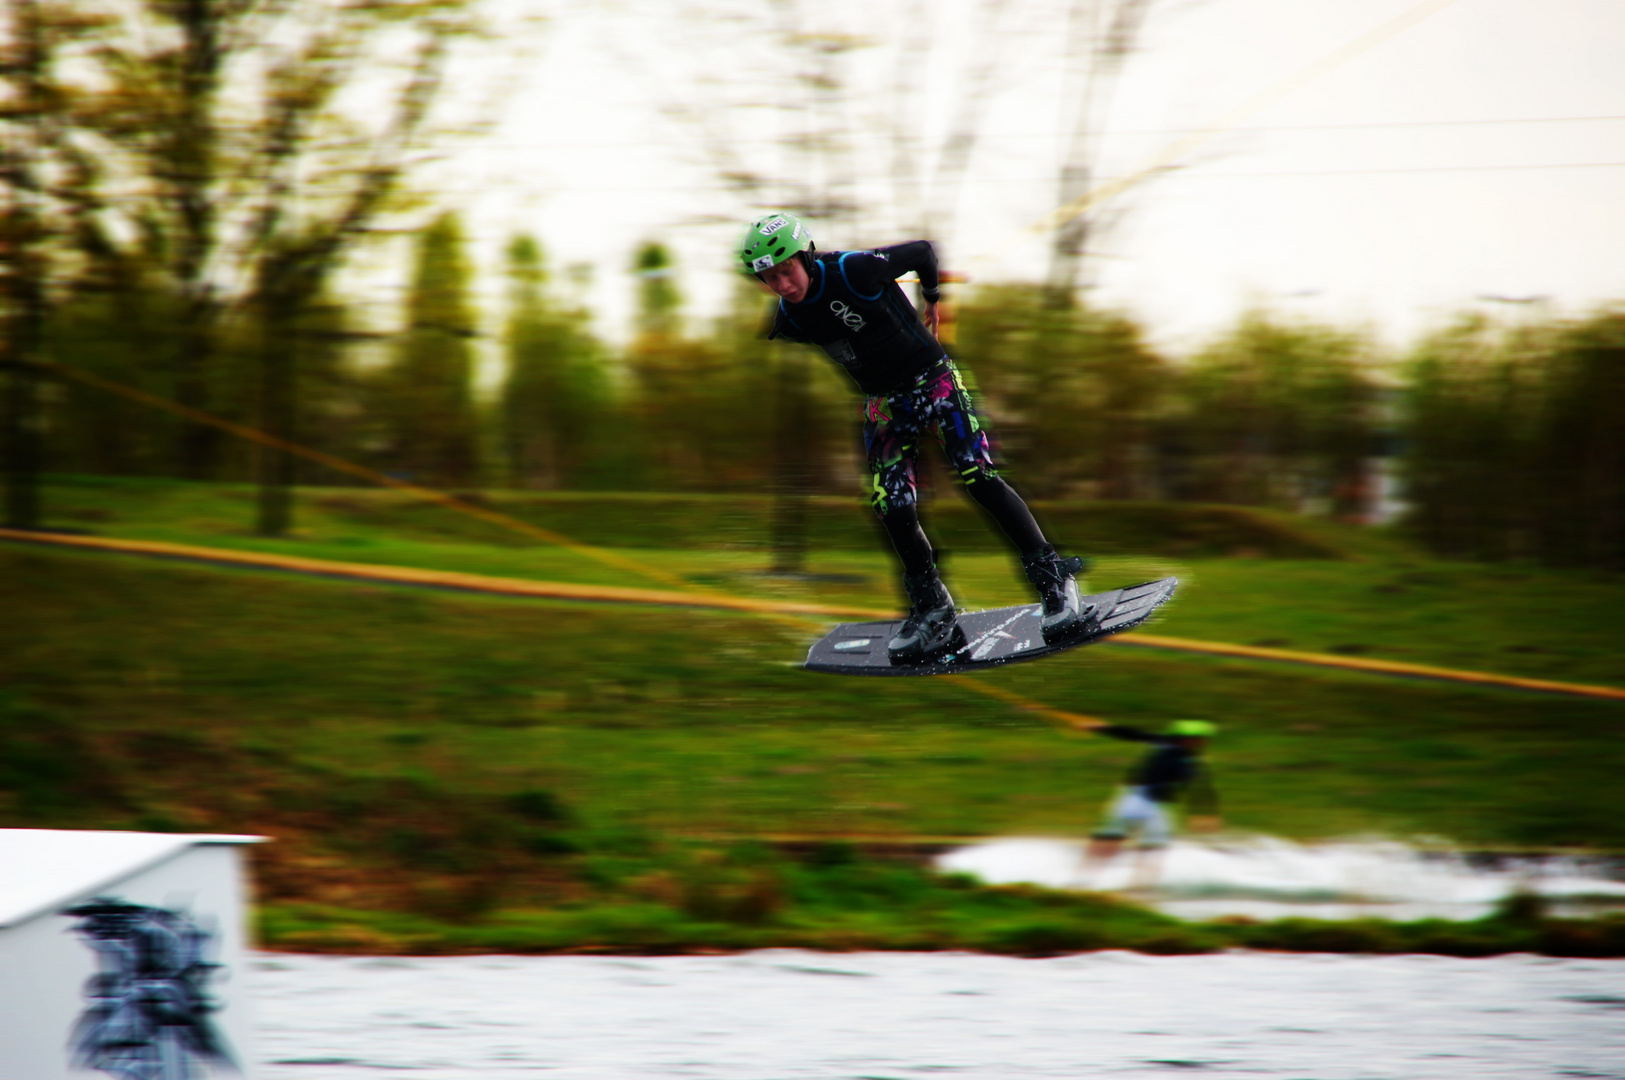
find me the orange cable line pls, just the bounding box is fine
[42,362,699,589]
[1114,633,1625,702]
[7,525,1623,705]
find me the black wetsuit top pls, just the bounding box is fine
[767,242,944,396]
[1097,724,1219,812]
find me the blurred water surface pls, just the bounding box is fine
[255,949,1625,1079]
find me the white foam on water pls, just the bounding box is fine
[936,835,1625,921]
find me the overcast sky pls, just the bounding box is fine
[401,0,1625,367]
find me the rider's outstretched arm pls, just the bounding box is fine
[858,242,941,333]
[869,241,941,300]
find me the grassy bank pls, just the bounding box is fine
[5,540,1623,846]
[261,847,1625,960]
[5,477,1624,956]
[37,473,1350,558]
[25,474,1625,686]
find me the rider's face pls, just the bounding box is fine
[758,257,810,303]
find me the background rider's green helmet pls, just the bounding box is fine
[1168,719,1217,738]
[740,212,814,275]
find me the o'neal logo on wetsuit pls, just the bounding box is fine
[830,300,865,331]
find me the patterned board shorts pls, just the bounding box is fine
[862,360,999,516]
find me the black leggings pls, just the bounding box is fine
[881,476,1046,578]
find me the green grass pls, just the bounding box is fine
[27,474,1625,686]
[257,856,1625,959]
[38,472,1350,557]
[6,475,1624,955]
[3,536,1620,849]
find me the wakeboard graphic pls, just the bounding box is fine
[804,577,1177,676]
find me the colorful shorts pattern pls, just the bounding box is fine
[862,360,999,516]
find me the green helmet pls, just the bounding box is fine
[1168,719,1217,738]
[740,212,814,275]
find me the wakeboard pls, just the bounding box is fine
[804,577,1177,677]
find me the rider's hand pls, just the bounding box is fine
[920,301,940,336]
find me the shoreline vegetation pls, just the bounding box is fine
[258,846,1625,960]
[5,479,1623,959]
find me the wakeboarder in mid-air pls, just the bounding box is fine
[741,212,1094,662]
[741,212,1176,674]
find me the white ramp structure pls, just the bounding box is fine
[0,829,263,1080]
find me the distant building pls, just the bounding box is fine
[0,829,263,1080]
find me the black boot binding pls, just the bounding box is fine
[1022,545,1096,642]
[887,570,958,662]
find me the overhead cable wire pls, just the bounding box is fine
[33,358,1097,725]
[38,360,696,593]
[472,114,1625,151]
[1005,0,1469,251]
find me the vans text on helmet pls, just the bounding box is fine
[740,212,814,274]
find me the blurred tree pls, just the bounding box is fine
[0,0,111,527]
[880,0,1022,244]
[1402,316,1530,559]
[376,212,480,491]
[0,0,53,529]
[1170,313,1380,515]
[629,0,1133,254]
[714,278,844,572]
[57,0,476,532]
[500,235,608,489]
[280,296,374,484]
[1534,311,1625,570]
[632,240,683,342]
[956,284,1166,498]
[623,0,870,228]
[1403,309,1625,569]
[652,0,867,560]
[767,341,816,572]
[625,242,761,493]
[1046,0,1157,301]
